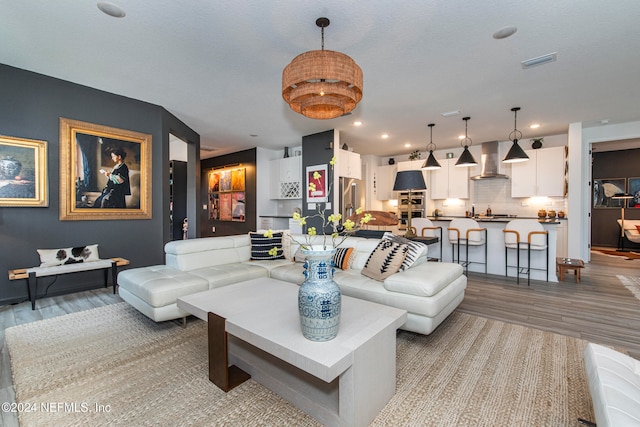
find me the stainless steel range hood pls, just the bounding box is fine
[470,141,509,180]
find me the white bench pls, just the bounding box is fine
[583,342,640,426]
[8,257,129,309]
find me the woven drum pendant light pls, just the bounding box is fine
[282,17,363,120]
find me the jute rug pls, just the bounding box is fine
[617,275,640,301]
[5,303,594,426]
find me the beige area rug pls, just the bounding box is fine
[5,303,594,426]
[617,275,640,301]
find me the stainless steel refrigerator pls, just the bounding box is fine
[339,177,366,220]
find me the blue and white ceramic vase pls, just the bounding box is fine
[298,246,341,341]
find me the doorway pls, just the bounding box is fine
[169,134,188,240]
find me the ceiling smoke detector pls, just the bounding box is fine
[521,52,557,69]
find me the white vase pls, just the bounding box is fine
[298,246,341,341]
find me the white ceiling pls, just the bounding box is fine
[2,0,639,159]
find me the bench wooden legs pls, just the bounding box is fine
[208,312,250,392]
[27,272,37,310]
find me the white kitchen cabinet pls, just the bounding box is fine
[430,158,469,199]
[376,164,398,200]
[396,159,424,171]
[269,156,302,199]
[336,149,362,179]
[511,146,564,197]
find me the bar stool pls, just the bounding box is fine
[503,219,549,285]
[410,218,442,261]
[448,218,487,274]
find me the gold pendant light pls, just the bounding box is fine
[282,18,363,120]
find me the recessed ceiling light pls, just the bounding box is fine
[97,2,126,18]
[440,110,461,117]
[529,124,540,129]
[493,26,518,39]
[458,135,465,140]
[404,143,411,148]
[381,133,389,139]
[353,121,362,126]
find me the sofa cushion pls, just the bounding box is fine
[165,235,250,271]
[256,229,292,260]
[382,232,428,270]
[383,262,464,297]
[189,262,270,288]
[37,244,100,267]
[335,269,467,318]
[333,247,355,270]
[249,232,285,260]
[361,240,408,281]
[270,262,306,284]
[118,265,209,308]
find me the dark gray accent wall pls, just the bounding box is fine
[0,64,199,305]
[591,148,640,248]
[201,149,257,236]
[302,130,335,232]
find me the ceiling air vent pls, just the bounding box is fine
[521,52,557,69]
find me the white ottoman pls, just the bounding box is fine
[118,265,208,322]
[584,342,640,427]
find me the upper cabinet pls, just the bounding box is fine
[511,146,565,198]
[396,160,429,193]
[269,156,302,199]
[336,149,362,179]
[376,164,398,200]
[396,159,424,172]
[430,158,469,199]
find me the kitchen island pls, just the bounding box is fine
[427,217,559,283]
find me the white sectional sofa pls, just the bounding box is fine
[118,233,466,335]
[584,343,640,426]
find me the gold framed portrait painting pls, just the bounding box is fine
[59,118,152,220]
[0,134,48,207]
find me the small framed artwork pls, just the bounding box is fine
[219,193,232,221]
[592,178,626,208]
[306,164,328,202]
[59,118,152,220]
[231,192,245,221]
[0,134,48,207]
[628,177,640,208]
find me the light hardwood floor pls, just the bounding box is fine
[1,252,639,426]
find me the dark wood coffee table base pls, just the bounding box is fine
[208,312,251,391]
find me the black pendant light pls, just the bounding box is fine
[421,123,441,170]
[503,107,530,163]
[455,117,477,167]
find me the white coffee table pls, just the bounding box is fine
[177,277,407,427]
